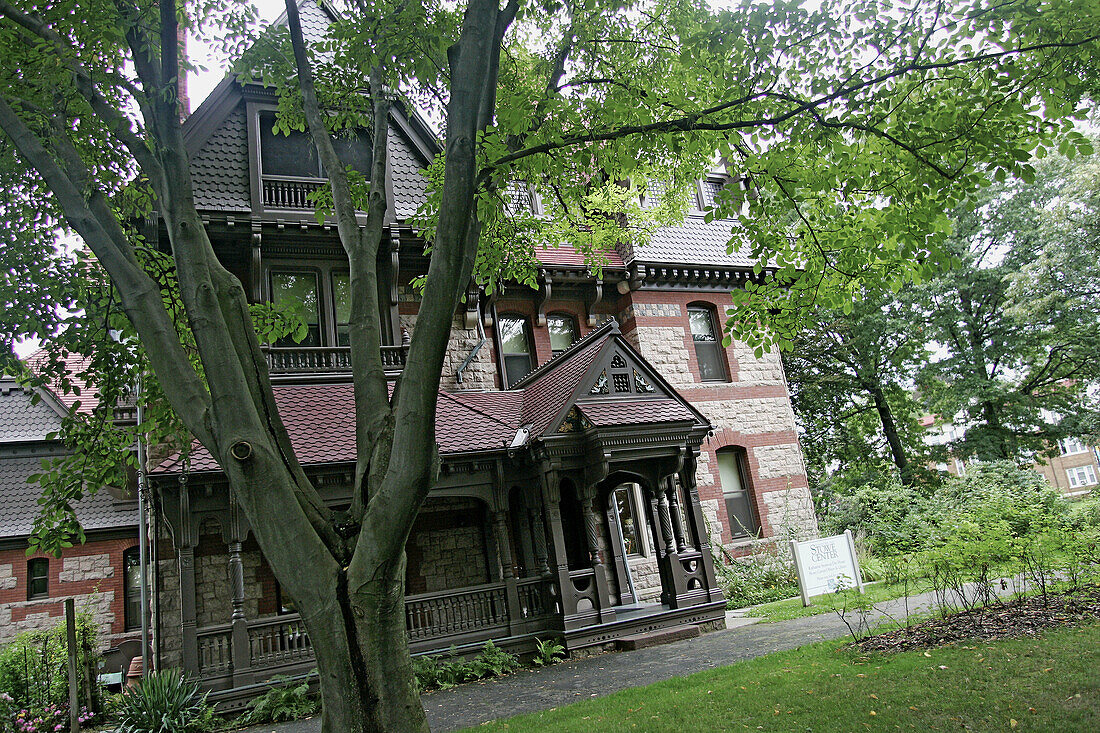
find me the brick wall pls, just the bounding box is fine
[0,535,140,649]
[617,289,817,548]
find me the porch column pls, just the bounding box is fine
[492,510,523,634]
[538,470,577,620]
[177,477,199,677]
[228,505,254,686]
[681,451,723,603]
[656,491,677,556]
[667,478,688,553]
[581,492,615,617]
[528,504,551,577]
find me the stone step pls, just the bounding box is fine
[616,624,700,651]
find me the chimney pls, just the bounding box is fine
[177,24,190,121]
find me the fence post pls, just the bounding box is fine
[65,598,79,733]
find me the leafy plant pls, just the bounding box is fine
[0,611,98,718]
[238,672,320,725]
[412,641,519,691]
[469,640,519,679]
[532,638,565,666]
[112,670,215,733]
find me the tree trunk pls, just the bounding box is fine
[865,382,913,485]
[295,558,427,733]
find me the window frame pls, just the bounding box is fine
[27,558,48,601]
[268,266,325,348]
[123,546,143,632]
[256,109,374,182]
[498,313,534,388]
[1067,464,1098,488]
[1059,438,1089,456]
[687,304,728,382]
[546,312,579,357]
[716,447,759,539]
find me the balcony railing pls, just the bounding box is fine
[405,582,509,642]
[263,345,407,378]
[261,175,327,210]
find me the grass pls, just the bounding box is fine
[466,621,1100,732]
[748,579,928,622]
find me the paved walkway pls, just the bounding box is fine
[236,587,957,733]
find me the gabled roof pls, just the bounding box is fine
[0,376,67,443]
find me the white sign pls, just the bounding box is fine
[789,529,864,605]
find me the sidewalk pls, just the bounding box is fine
[235,586,961,733]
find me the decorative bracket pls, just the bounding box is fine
[536,270,552,326]
[389,226,401,307]
[463,282,480,330]
[586,277,604,327]
[250,226,263,303]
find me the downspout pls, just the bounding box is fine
[135,376,150,677]
[455,305,486,386]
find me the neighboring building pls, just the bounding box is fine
[0,376,140,651]
[921,415,1098,497]
[2,0,815,708]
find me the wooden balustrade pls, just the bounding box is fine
[195,578,559,681]
[261,176,326,209]
[248,616,313,668]
[197,624,233,679]
[262,345,407,376]
[404,582,509,641]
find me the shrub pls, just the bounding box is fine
[715,541,800,608]
[0,611,99,726]
[112,670,215,733]
[238,672,319,725]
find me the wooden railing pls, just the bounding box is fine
[195,577,559,682]
[261,176,326,209]
[263,345,407,376]
[249,615,313,668]
[405,582,509,642]
[197,624,233,679]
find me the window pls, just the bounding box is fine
[123,547,143,631]
[1067,464,1098,489]
[258,112,372,179]
[27,558,48,600]
[612,485,647,556]
[499,315,533,387]
[270,270,321,347]
[1059,438,1089,456]
[717,448,758,538]
[688,306,726,382]
[331,272,351,347]
[275,582,298,616]
[547,314,578,357]
[697,177,726,210]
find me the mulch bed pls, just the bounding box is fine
[855,583,1100,653]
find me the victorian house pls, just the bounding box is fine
[0,0,816,708]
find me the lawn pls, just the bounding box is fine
[748,579,928,622]
[467,621,1100,732]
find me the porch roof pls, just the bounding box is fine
[153,317,709,476]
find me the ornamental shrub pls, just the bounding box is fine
[0,611,98,724]
[238,672,319,725]
[111,670,216,733]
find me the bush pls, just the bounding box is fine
[816,470,934,556]
[238,672,319,725]
[715,541,800,608]
[532,637,565,666]
[112,670,215,733]
[0,611,99,728]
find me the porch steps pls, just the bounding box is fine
[616,624,700,651]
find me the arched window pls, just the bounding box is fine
[499,314,533,387]
[547,313,578,357]
[27,558,48,600]
[717,447,758,538]
[687,304,727,382]
[123,547,143,631]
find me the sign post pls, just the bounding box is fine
[790,529,864,606]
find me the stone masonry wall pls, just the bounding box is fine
[400,313,496,392]
[0,536,140,649]
[406,498,490,594]
[619,289,818,549]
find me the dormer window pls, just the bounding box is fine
[696,177,727,211]
[499,315,533,387]
[258,111,373,209]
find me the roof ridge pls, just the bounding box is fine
[510,317,618,389]
[436,389,520,431]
